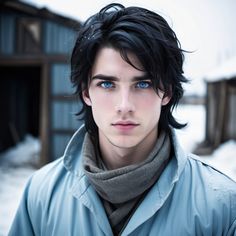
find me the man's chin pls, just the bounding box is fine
[107,137,139,150]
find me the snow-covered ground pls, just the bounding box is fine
[0,135,40,236]
[0,104,236,236]
[0,166,36,236]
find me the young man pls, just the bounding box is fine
[9,3,236,236]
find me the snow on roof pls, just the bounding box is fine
[205,56,236,82]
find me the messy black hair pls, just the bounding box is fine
[71,3,188,136]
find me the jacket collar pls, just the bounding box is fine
[62,126,113,235]
[63,125,86,177]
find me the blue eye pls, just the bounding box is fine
[100,81,114,89]
[136,81,151,89]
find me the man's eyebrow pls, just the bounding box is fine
[132,74,149,81]
[90,73,150,81]
[90,74,118,81]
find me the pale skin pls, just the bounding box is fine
[83,47,171,170]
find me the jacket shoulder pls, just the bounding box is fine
[9,157,70,235]
[172,154,236,233]
[187,153,236,188]
[28,157,68,200]
[24,157,70,216]
[185,154,236,217]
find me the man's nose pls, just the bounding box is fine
[115,89,135,114]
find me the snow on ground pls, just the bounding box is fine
[0,104,236,235]
[0,166,36,236]
[0,135,40,168]
[0,136,40,236]
[174,104,206,153]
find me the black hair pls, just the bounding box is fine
[70,3,188,136]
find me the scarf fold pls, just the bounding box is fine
[82,130,171,234]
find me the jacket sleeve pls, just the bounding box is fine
[8,178,35,236]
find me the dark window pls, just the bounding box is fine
[0,66,41,152]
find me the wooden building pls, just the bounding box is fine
[0,1,82,165]
[195,57,236,155]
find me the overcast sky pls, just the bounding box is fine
[22,0,236,95]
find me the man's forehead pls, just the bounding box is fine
[90,47,146,80]
[94,46,144,68]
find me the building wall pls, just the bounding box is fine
[50,63,83,160]
[0,13,15,54]
[0,7,81,162]
[44,21,76,54]
[206,79,236,148]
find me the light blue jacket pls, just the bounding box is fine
[9,126,236,235]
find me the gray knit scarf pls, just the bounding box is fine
[82,130,171,234]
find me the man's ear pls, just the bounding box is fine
[161,94,171,106]
[82,90,92,106]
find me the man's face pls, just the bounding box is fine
[83,47,170,150]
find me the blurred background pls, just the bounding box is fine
[0,0,236,235]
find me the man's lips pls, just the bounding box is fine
[112,121,139,126]
[111,121,139,130]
